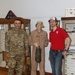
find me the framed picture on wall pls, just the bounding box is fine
[49,20,60,31]
[65,23,75,32]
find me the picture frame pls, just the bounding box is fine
[65,23,75,46]
[65,23,75,33]
[65,8,75,17]
[49,20,60,31]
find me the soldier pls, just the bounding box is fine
[5,18,29,75]
[29,21,48,75]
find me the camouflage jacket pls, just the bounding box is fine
[5,28,29,56]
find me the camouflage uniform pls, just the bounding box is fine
[5,28,29,75]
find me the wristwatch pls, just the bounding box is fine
[64,49,68,52]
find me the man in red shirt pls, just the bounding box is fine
[48,17,71,75]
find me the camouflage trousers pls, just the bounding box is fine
[7,54,25,75]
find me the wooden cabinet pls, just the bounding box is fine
[0,17,31,75]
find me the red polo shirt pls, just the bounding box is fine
[49,27,69,50]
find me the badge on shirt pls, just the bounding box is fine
[56,31,58,34]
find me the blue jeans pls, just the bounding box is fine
[49,49,63,75]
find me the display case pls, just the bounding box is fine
[61,17,75,46]
[0,17,31,75]
[63,52,75,75]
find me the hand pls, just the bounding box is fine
[48,57,50,61]
[62,51,67,57]
[34,42,39,47]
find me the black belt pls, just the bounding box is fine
[51,49,63,52]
